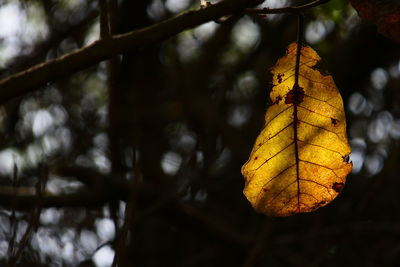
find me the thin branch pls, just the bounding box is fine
[112,161,139,267]
[104,0,123,250]
[0,0,331,106]
[245,0,330,15]
[7,162,19,261]
[0,0,261,105]
[0,189,119,210]
[0,165,135,210]
[99,0,110,38]
[9,168,48,266]
[105,0,122,175]
[0,174,252,247]
[108,0,118,34]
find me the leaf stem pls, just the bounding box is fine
[295,13,304,85]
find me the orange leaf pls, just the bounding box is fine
[241,43,352,217]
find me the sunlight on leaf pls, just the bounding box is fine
[242,43,352,217]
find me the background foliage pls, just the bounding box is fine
[0,0,400,266]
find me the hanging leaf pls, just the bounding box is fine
[242,42,352,217]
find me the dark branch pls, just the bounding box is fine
[9,169,48,266]
[0,165,131,210]
[0,188,120,210]
[0,181,252,246]
[246,0,330,14]
[0,0,262,105]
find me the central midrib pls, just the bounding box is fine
[293,40,302,212]
[293,99,301,212]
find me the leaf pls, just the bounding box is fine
[350,0,400,43]
[241,42,352,217]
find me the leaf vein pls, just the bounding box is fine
[257,163,296,201]
[298,105,339,121]
[298,159,340,178]
[303,94,341,111]
[264,105,293,129]
[297,119,342,139]
[297,139,344,156]
[252,122,293,155]
[299,192,319,201]
[277,59,316,83]
[255,142,294,171]
[299,74,338,90]
[265,122,293,142]
[268,180,297,205]
[299,178,333,197]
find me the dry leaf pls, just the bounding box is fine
[242,42,352,217]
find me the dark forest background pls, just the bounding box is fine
[0,0,400,266]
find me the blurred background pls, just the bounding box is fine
[0,0,399,266]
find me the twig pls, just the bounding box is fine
[103,0,123,245]
[0,187,126,210]
[0,0,331,105]
[7,162,19,262]
[105,0,122,178]
[99,0,111,38]
[8,168,48,266]
[0,171,253,248]
[0,164,136,210]
[108,0,118,34]
[0,0,261,105]
[245,0,330,15]
[112,157,140,267]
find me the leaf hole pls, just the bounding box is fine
[311,60,330,76]
[277,73,284,84]
[274,95,282,104]
[332,182,344,193]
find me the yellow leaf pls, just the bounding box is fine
[241,42,352,217]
